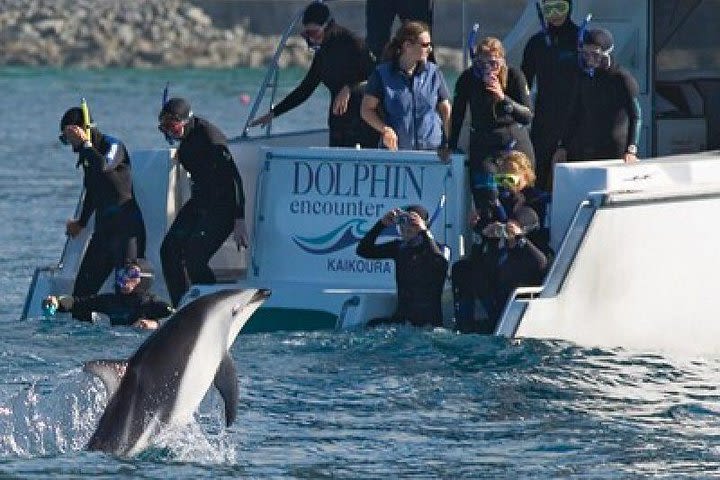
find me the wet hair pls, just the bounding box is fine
[382,20,431,63]
[302,2,331,26]
[160,97,192,121]
[500,150,536,187]
[405,204,429,222]
[476,36,508,89]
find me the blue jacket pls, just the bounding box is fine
[367,60,449,150]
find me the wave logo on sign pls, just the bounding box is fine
[292,195,446,255]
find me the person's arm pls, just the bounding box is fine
[501,68,533,125]
[139,297,175,320]
[272,57,323,117]
[356,220,398,259]
[448,72,469,151]
[621,70,642,162]
[214,144,245,220]
[435,69,452,147]
[516,236,548,271]
[554,78,582,162]
[419,229,449,275]
[520,36,539,90]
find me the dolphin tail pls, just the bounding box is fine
[84,360,128,399]
[214,353,239,427]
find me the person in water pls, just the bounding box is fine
[250,2,378,148]
[158,97,247,307]
[449,36,534,211]
[42,259,173,329]
[59,106,146,322]
[553,28,641,165]
[451,151,550,333]
[521,0,580,191]
[365,0,434,63]
[361,21,451,161]
[356,205,448,328]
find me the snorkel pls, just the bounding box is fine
[466,23,484,78]
[80,98,92,147]
[161,82,174,145]
[577,13,595,75]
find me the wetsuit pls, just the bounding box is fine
[356,222,448,328]
[271,22,378,148]
[56,290,172,326]
[160,117,245,307]
[366,0,434,62]
[72,132,146,320]
[452,187,550,333]
[561,66,641,160]
[449,66,534,210]
[521,19,580,191]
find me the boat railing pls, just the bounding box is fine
[495,197,598,337]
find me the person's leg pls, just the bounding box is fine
[182,209,234,286]
[72,235,114,321]
[160,204,197,307]
[366,0,398,61]
[398,0,433,27]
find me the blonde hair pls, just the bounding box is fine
[476,36,508,89]
[501,150,536,186]
[383,21,431,62]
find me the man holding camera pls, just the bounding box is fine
[356,205,448,328]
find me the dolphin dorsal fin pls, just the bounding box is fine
[213,353,239,427]
[83,360,128,399]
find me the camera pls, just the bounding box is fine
[395,210,411,226]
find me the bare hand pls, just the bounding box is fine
[623,153,638,164]
[132,318,159,330]
[248,111,273,128]
[381,208,400,227]
[486,78,505,101]
[552,147,567,165]
[437,145,451,163]
[468,210,480,227]
[505,220,523,239]
[482,221,505,238]
[381,126,398,151]
[233,219,249,250]
[332,86,351,116]
[66,219,83,238]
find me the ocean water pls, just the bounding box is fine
[2,67,720,478]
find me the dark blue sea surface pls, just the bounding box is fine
[1,68,720,478]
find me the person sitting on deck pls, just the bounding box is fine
[356,205,448,328]
[42,259,173,330]
[451,151,550,333]
[360,21,451,161]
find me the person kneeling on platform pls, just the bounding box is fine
[356,205,448,328]
[41,259,173,330]
[452,151,550,333]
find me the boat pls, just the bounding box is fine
[22,0,720,352]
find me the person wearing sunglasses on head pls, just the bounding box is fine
[158,97,248,307]
[449,36,534,213]
[451,151,550,333]
[361,21,452,162]
[553,28,641,165]
[42,259,173,330]
[249,2,378,148]
[521,0,580,192]
[58,107,147,321]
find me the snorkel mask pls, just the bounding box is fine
[115,264,152,293]
[494,173,522,190]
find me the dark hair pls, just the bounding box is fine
[60,107,92,131]
[406,204,429,222]
[302,2,331,26]
[382,21,430,63]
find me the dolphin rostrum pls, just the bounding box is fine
[83,288,270,456]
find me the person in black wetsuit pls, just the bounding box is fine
[356,205,448,328]
[521,0,580,191]
[42,259,173,329]
[553,28,641,165]
[365,0,434,63]
[449,36,534,212]
[249,3,378,148]
[158,97,247,307]
[59,107,146,322]
[451,151,550,333]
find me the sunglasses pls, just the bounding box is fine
[413,40,433,49]
[475,57,503,69]
[115,266,150,289]
[542,0,569,17]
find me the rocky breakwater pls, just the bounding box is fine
[0,0,464,70]
[0,0,312,68]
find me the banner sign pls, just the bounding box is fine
[253,149,460,288]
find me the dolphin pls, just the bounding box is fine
[83,288,270,456]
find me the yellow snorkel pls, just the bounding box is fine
[80,98,92,147]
